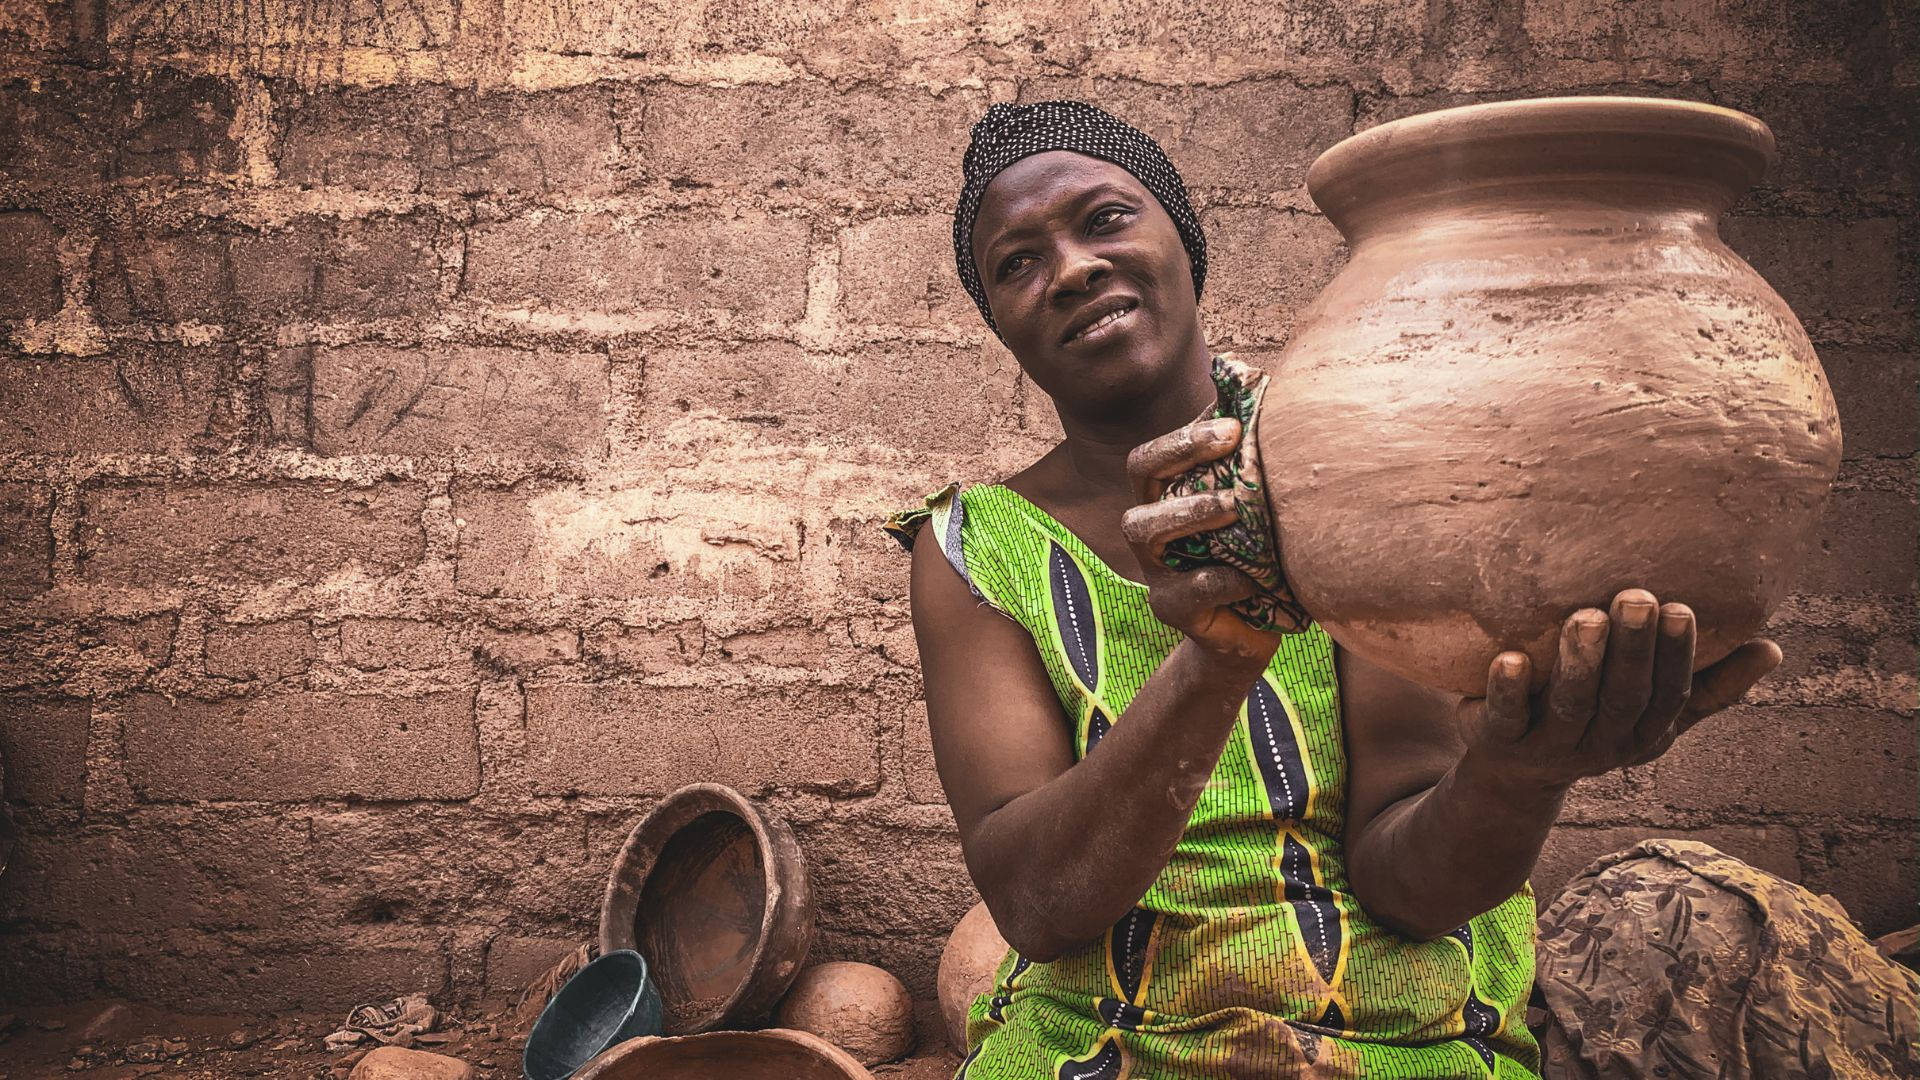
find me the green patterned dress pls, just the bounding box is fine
[890,482,1541,1080]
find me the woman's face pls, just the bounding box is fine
[971,151,1205,417]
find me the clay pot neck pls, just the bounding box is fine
[1308,97,1776,247]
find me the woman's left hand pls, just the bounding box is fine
[1458,588,1785,793]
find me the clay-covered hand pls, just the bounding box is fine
[1459,588,1785,792]
[1120,417,1284,662]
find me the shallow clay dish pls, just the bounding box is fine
[574,1028,874,1080]
[598,783,814,1034]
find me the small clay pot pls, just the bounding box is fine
[574,1029,874,1080]
[773,962,915,1066]
[598,784,814,1035]
[936,901,1010,1054]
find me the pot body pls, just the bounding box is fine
[1259,97,1842,695]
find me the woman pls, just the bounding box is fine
[887,100,1802,1079]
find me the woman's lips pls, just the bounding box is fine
[1066,302,1138,345]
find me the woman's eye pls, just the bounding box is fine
[1092,206,1132,228]
[1000,255,1034,278]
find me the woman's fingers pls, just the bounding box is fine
[1676,637,1784,732]
[1126,417,1241,503]
[1587,590,1659,754]
[1481,652,1533,745]
[1634,604,1696,748]
[1120,490,1238,560]
[1537,609,1609,751]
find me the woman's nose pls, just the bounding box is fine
[1052,246,1111,297]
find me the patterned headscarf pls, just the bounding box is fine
[953,100,1207,337]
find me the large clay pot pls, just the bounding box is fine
[599,784,814,1034]
[1252,96,1842,696]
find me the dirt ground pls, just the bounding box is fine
[0,1000,964,1080]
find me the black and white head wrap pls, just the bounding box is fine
[952,100,1208,338]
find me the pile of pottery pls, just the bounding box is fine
[522,783,922,1080]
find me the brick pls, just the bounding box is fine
[713,624,831,667]
[0,817,302,932]
[1015,80,1354,194]
[0,349,226,455]
[979,0,1430,79]
[90,929,453,1013]
[583,620,703,674]
[627,341,1020,456]
[1820,349,1917,458]
[110,0,458,51]
[340,618,451,669]
[123,690,479,801]
[1721,216,1902,323]
[89,226,229,324]
[229,214,447,323]
[79,482,425,587]
[524,683,879,796]
[631,84,984,198]
[474,627,578,670]
[500,0,973,79]
[1521,0,1887,73]
[309,344,608,459]
[902,699,945,804]
[0,696,88,806]
[1532,824,1803,905]
[485,936,583,997]
[0,68,236,181]
[1756,619,1919,713]
[0,1,71,50]
[1715,84,1918,197]
[1637,705,1915,815]
[299,807,597,927]
[204,620,314,679]
[793,822,972,936]
[0,210,62,320]
[837,215,976,330]
[0,483,53,599]
[462,210,808,321]
[278,85,620,194]
[452,480,801,603]
[91,213,447,326]
[1199,208,1346,344]
[1790,488,1917,595]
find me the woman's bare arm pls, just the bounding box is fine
[911,533,1268,961]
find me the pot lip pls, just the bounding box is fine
[1308,96,1776,222]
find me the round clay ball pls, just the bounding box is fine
[772,961,914,1066]
[936,901,1010,1054]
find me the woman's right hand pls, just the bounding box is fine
[1121,417,1285,664]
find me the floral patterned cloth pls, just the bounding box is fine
[1532,839,1918,1079]
[1160,354,1311,635]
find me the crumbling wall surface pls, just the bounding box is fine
[0,0,1913,1012]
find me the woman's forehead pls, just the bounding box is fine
[974,152,1147,241]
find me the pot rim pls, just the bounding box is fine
[1307,96,1776,235]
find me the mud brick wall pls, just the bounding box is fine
[0,0,1913,1012]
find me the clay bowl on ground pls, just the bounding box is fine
[574,1029,873,1080]
[598,783,814,1034]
